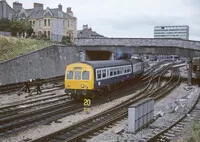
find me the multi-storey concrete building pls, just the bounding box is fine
[0,0,15,19]
[77,25,105,39]
[154,25,189,40]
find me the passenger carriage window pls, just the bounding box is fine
[67,71,73,79]
[82,71,89,80]
[124,68,127,73]
[97,70,101,79]
[114,68,117,76]
[74,71,81,80]
[120,68,123,74]
[124,67,127,73]
[128,66,131,73]
[102,69,106,78]
[110,69,113,76]
[117,68,120,74]
[107,69,110,77]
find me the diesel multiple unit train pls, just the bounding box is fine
[64,58,144,100]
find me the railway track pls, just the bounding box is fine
[32,66,180,142]
[0,62,172,136]
[146,89,200,142]
[0,76,64,95]
[0,93,70,119]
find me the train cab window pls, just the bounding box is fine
[97,70,101,80]
[67,71,73,79]
[82,71,89,80]
[74,71,81,80]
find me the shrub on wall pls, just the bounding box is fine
[61,36,71,44]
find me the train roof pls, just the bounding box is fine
[81,59,142,69]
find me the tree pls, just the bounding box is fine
[10,19,33,37]
[10,19,23,36]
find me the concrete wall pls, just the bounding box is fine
[0,45,79,85]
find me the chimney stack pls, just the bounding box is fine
[67,7,73,16]
[34,3,43,11]
[58,4,62,11]
[13,1,22,12]
[83,24,88,30]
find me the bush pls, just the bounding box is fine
[61,36,71,44]
[31,35,37,39]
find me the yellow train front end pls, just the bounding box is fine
[64,63,94,100]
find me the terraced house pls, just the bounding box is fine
[0,0,77,42]
[16,2,77,42]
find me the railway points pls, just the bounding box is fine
[0,60,199,142]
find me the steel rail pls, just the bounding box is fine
[31,64,176,142]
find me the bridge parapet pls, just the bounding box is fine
[75,38,200,50]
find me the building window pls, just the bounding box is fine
[70,21,73,27]
[44,31,47,37]
[44,19,47,26]
[39,20,41,27]
[63,20,65,28]
[71,33,73,40]
[48,19,50,26]
[33,21,35,26]
[68,20,70,28]
[38,31,42,36]
[48,31,50,38]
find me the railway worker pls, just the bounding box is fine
[24,82,31,93]
[35,78,42,94]
[36,83,42,94]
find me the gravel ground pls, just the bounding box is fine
[87,83,200,142]
[0,89,141,142]
[171,97,200,142]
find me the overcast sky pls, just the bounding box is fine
[7,0,200,40]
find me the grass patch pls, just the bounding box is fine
[190,120,200,142]
[0,36,53,62]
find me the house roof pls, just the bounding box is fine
[16,7,76,20]
[77,28,105,39]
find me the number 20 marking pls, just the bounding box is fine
[84,99,91,106]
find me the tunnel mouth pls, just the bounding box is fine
[85,50,112,61]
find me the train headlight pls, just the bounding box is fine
[85,85,88,88]
[81,84,84,88]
